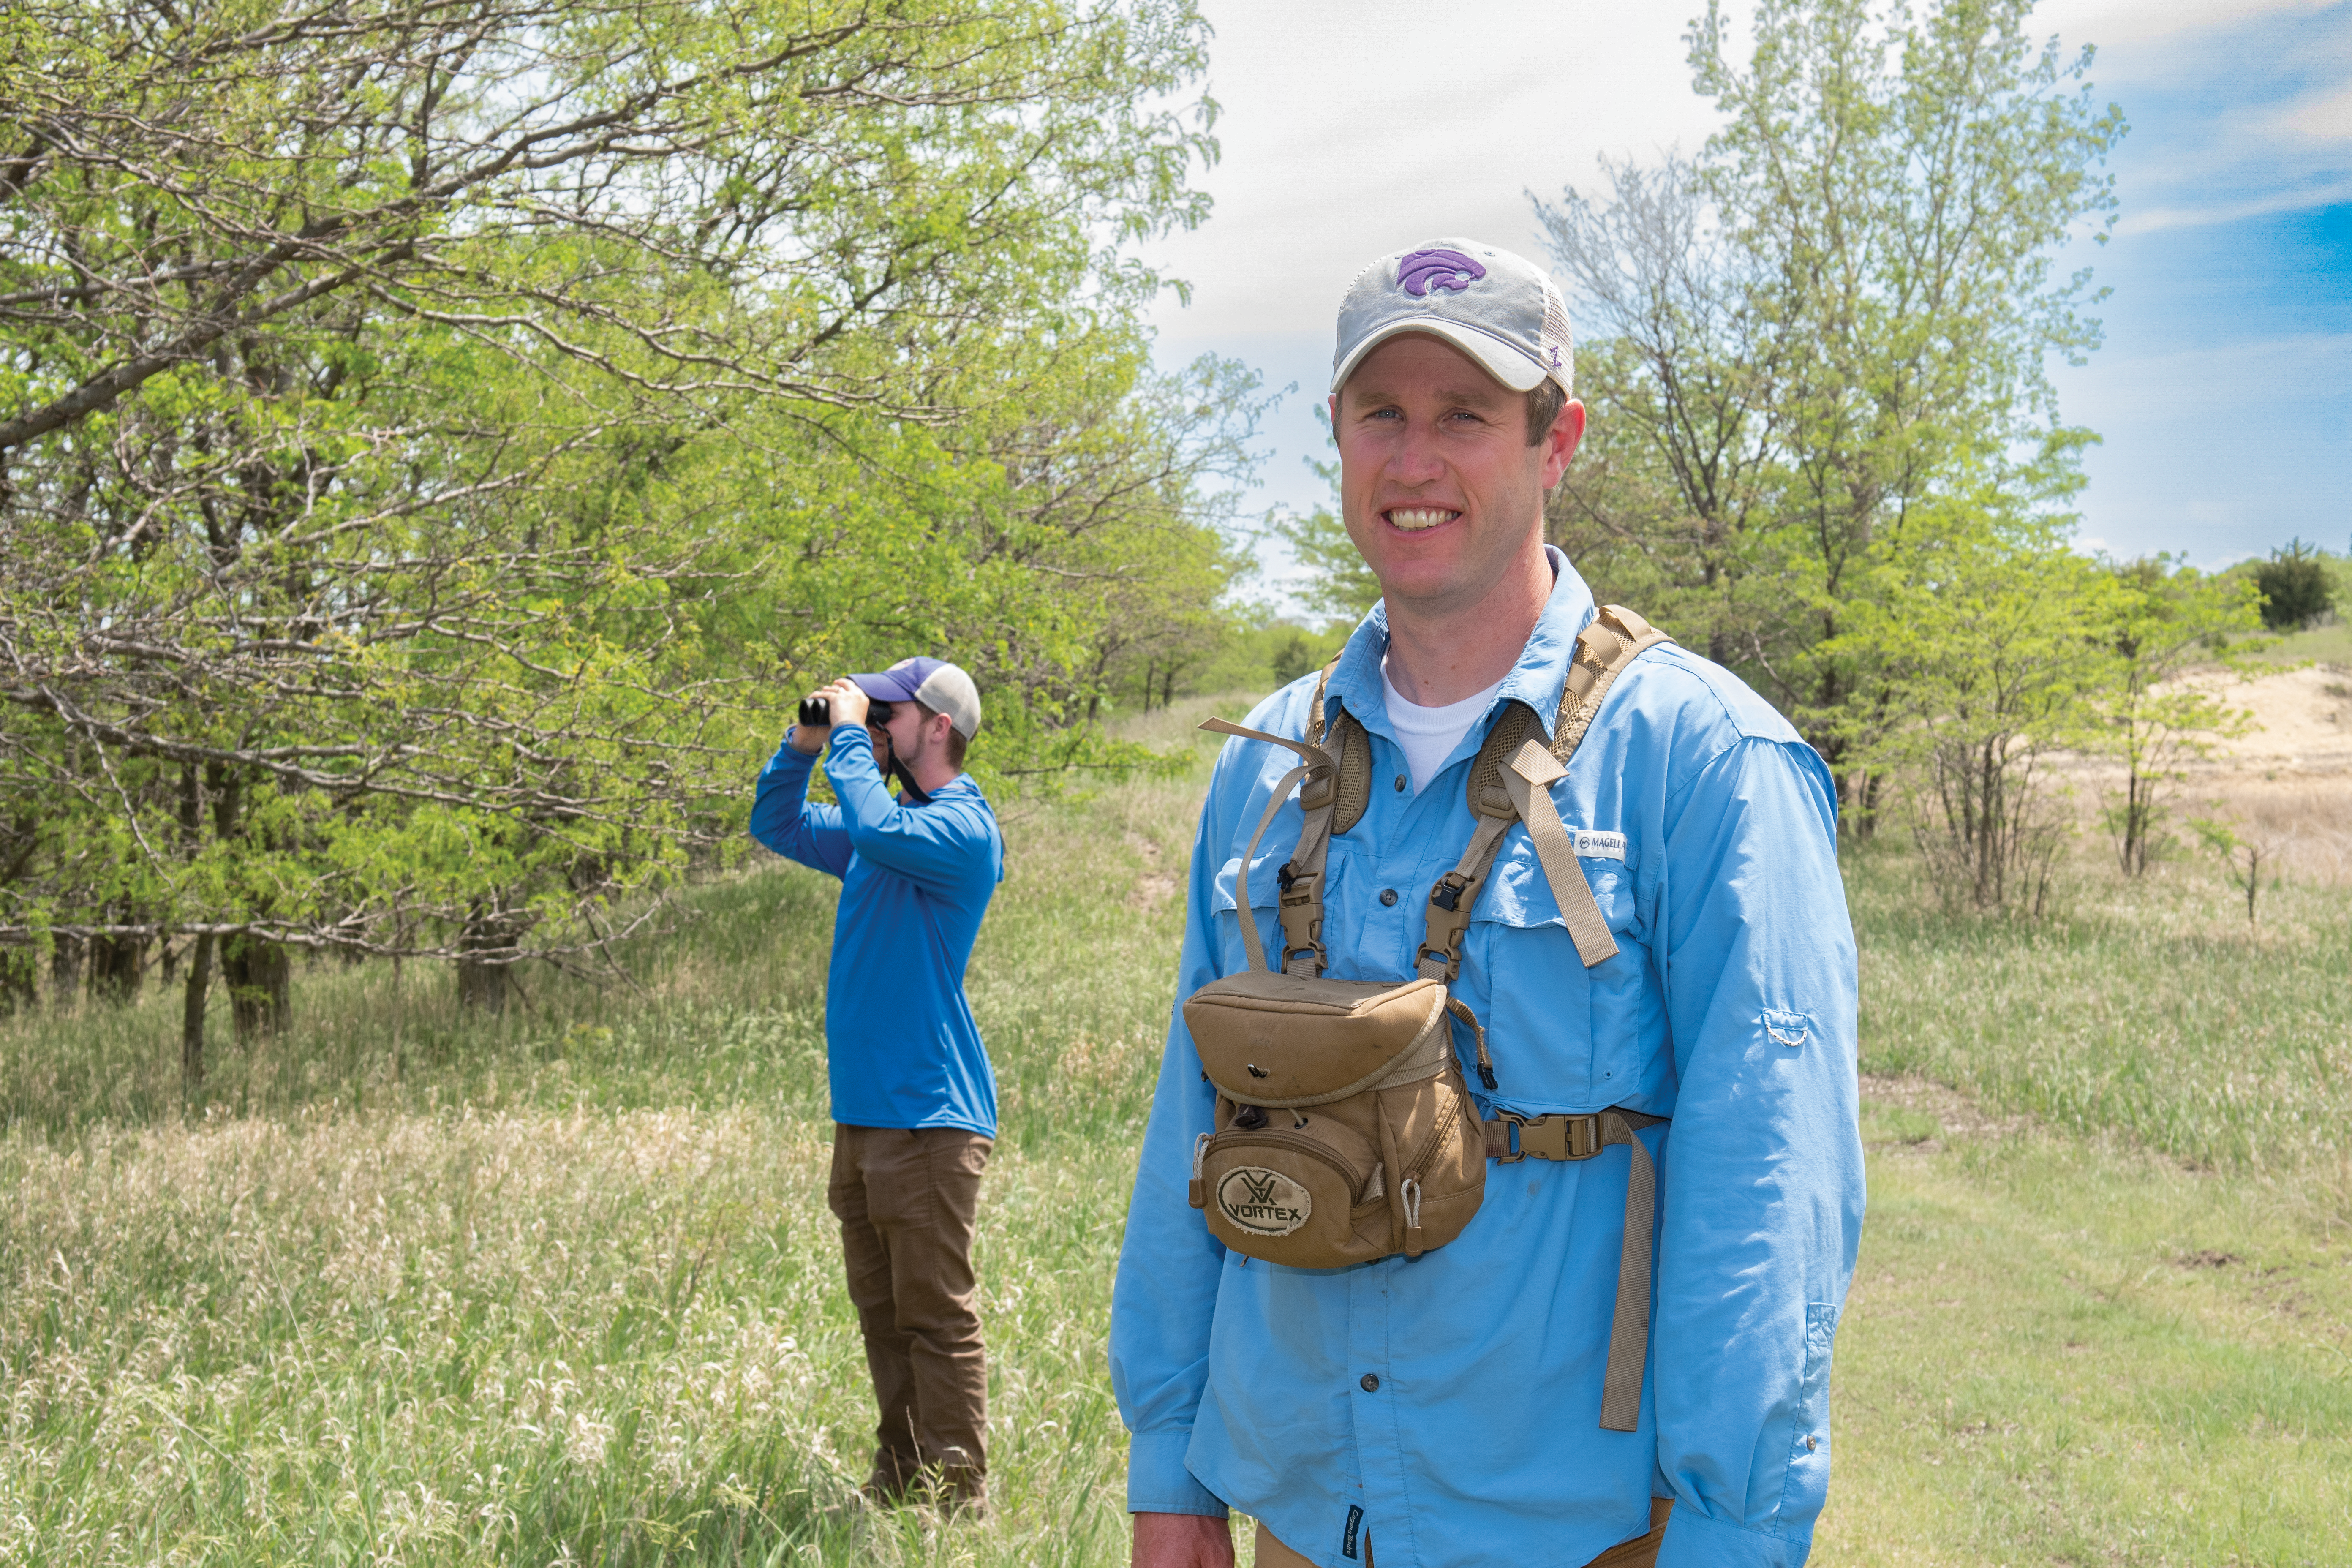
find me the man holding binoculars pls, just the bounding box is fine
[748,656,1004,1512]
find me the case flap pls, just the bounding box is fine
[1184,971,1448,1106]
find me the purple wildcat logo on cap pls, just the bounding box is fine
[1331,236,1572,398]
[1397,248,1486,297]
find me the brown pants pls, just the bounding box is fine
[826,1124,992,1493]
[1255,1498,1670,1568]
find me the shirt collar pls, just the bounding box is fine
[1327,544,1598,745]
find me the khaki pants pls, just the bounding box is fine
[1254,1498,1670,1568]
[826,1124,992,1495]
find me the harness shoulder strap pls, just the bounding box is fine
[1553,605,1674,763]
[1312,656,1372,837]
[1197,711,1341,979]
[1422,606,1676,975]
[1205,608,1673,980]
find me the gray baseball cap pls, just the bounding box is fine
[849,656,983,739]
[1331,238,1573,398]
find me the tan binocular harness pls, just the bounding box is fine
[1182,606,1672,1432]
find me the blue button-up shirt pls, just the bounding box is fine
[1110,551,1865,1568]
[749,726,1004,1137]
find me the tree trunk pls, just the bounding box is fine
[182,931,215,1089]
[456,908,518,1013]
[456,957,507,1013]
[222,934,292,1043]
[87,931,143,1003]
[50,933,82,1006]
[0,946,34,1017]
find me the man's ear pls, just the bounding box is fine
[1539,399,1587,490]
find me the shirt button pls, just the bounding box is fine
[1359,1373,1380,1392]
[1379,888,1398,906]
[1393,775,1407,792]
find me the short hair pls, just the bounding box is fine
[914,700,968,770]
[1525,379,1567,446]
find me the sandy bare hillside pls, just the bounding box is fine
[2156,666,2350,885]
[2190,664,2352,776]
[2047,664,2352,886]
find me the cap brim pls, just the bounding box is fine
[1329,318,1549,395]
[849,672,920,703]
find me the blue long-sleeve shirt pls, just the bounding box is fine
[748,725,1004,1136]
[1109,550,1865,1568]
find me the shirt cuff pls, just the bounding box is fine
[1124,1429,1226,1518]
[1655,1508,1802,1568]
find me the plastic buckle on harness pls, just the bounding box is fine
[1494,1112,1527,1164]
[1496,1113,1602,1164]
[1428,871,1470,912]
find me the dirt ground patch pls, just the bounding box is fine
[1860,1072,2034,1152]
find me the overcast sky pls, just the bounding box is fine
[1135,0,2352,602]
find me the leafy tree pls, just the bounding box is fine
[1271,502,1384,624]
[2097,558,2260,876]
[2189,817,2273,925]
[0,0,1228,1078]
[1536,153,1778,669]
[1270,437,1382,624]
[1538,0,2126,810]
[1821,504,2119,911]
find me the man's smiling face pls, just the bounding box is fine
[1329,332,1582,617]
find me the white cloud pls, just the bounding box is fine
[2275,81,2352,143]
[2047,0,2352,230]
[1141,1,1723,345]
[2118,175,2352,233]
[2034,0,2341,50]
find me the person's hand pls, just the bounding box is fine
[820,677,869,730]
[789,678,868,755]
[1131,1512,1233,1568]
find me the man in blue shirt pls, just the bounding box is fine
[1112,241,1865,1568]
[749,656,1005,1510]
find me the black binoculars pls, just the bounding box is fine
[798,696,892,729]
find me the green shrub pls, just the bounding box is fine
[2253,539,2336,630]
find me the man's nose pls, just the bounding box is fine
[1385,419,1448,485]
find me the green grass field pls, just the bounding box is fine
[3,697,2347,1565]
[2258,618,2352,671]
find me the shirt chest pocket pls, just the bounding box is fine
[1465,834,1652,1111]
[1210,849,1289,974]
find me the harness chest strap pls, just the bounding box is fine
[1484,1106,1668,1432]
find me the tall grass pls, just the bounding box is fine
[2,693,2346,1563]
[1850,846,2352,1191]
[0,704,1225,1567]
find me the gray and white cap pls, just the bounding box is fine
[1330,238,1573,398]
[848,656,983,739]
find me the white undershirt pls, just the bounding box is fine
[1382,658,1504,793]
